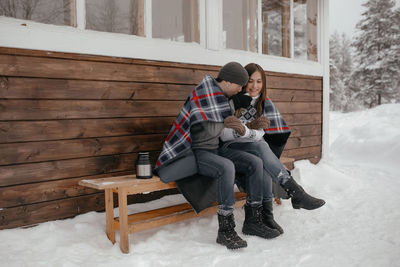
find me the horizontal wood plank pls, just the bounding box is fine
[1,99,320,121]
[275,102,322,114]
[286,136,322,150]
[282,145,321,161]
[0,134,166,165]
[0,177,98,208]
[0,117,321,144]
[0,54,215,84]
[0,77,192,100]
[266,75,322,90]
[0,47,222,71]
[0,188,179,229]
[282,113,322,125]
[265,71,322,80]
[0,100,183,120]
[267,88,322,102]
[0,77,323,102]
[289,124,322,137]
[0,172,178,208]
[122,197,246,233]
[0,193,105,230]
[0,151,161,187]
[0,118,175,143]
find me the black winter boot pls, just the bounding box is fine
[216,213,247,250]
[283,178,325,210]
[242,205,280,239]
[262,201,284,234]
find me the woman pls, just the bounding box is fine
[221,63,325,234]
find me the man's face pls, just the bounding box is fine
[224,82,243,97]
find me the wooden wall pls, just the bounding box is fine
[0,47,322,229]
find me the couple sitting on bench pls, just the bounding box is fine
[155,62,325,250]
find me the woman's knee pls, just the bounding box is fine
[247,154,263,173]
[252,141,272,154]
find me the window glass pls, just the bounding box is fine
[261,0,290,57]
[0,0,76,26]
[223,0,258,52]
[152,0,199,43]
[294,0,318,61]
[86,0,144,36]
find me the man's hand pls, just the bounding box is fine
[224,116,246,136]
[246,116,270,130]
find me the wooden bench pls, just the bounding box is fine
[79,157,294,253]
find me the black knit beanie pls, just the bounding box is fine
[217,62,249,86]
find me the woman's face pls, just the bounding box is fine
[245,71,263,97]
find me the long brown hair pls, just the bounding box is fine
[244,63,267,117]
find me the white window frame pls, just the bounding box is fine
[0,0,328,77]
[144,0,152,38]
[76,0,85,30]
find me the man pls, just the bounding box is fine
[156,62,279,250]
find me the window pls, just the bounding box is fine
[261,0,290,57]
[222,0,258,52]
[0,0,76,26]
[152,0,199,43]
[1,0,320,63]
[222,0,318,62]
[86,0,144,36]
[294,0,318,61]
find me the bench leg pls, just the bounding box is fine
[118,187,129,253]
[105,189,115,244]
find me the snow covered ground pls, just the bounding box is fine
[1,104,399,267]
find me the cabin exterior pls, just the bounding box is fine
[0,0,329,229]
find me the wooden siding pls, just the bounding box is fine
[0,47,322,229]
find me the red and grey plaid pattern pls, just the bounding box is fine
[239,98,290,134]
[263,98,290,134]
[155,75,232,168]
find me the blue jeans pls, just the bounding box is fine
[219,147,264,207]
[193,148,264,215]
[193,149,235,216]
[225,141,291,203]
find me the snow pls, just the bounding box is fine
[1,104,400,267]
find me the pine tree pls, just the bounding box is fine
[390,7,400,102]
[351,0,399,108]
[330,31,354,111]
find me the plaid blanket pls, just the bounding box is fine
[155,75,232,169]
[263,98,291,134]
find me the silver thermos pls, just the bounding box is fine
[136,152,153,179]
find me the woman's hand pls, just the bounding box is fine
[224,116,246,136]
[246,116,270,130]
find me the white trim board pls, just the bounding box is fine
[321,0,330,161]
[0,16,324,77]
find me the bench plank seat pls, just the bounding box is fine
[79,175,177,194]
